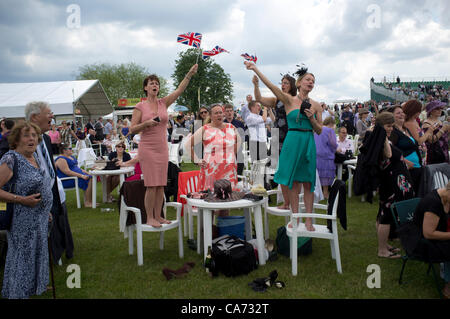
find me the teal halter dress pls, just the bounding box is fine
[274,109,316,192]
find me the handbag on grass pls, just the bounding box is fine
[428,141,446,164]
[0,153,18,231]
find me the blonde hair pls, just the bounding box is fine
[323,117,335,126]
[295,72,315,89]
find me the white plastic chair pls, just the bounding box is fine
[59,176,81,209]
[286,191,342,276]
[77,147,97,169]
[353,134,360,156]
[433,170,448,189]
[347,164,356,198]
[168,143,181,167]
[179,174,201,253]
[263,172,324,239]
[119,194,183,266]
[244,158,269,188]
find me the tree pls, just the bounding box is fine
[75,62,169,107]
[172,48,233,113]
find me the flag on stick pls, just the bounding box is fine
[177,32,202,48]
[241,53,257,63]
[202,45,230,59]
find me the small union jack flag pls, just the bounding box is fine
[177,32,202,48]
[202,46,230,59]
[202,50,217,59]
[241,53,257,63]
[212,46,229,54]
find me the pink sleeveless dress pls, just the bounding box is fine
[135,99,169,187]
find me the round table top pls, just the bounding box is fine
[185,197,266,210]
[88,166,135,176]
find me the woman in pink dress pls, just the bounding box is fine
[189,104,240,191]
[47,124,61,155]
[130,64,198,228]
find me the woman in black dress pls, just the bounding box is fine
[399,182,450,298]
[252,73,296,209]
[356,112,415,258]
[105,141,131,202]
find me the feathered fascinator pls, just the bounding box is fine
[294,64,308,77]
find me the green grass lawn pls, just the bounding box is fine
[1,162,443,299]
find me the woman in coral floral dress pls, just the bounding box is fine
[189,104,240,191]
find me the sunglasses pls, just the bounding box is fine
[116,145,124,148]
[200,111,208,114]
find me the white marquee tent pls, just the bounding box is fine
[0,80,113,120]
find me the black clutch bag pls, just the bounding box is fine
[300,100,311,115]
[103,160,120,170]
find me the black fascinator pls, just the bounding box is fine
[294,64,308,77]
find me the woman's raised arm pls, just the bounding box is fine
[244,62,291,107]
[163,64,198,107]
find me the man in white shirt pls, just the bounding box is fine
[104,119,113,137]
[246,100,268,161]
[321,102,334,120]
[240,94,253,123]
[336,126,354,181]
[336,126,354,155]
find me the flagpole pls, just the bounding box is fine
[195,47,202,64]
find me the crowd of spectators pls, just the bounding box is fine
[372,76,450,104]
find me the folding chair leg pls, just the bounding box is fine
[75,187,81,209]
[188,212,194,240]
[399,258,408,284]
[333,239,342,274]
[264,210,269,240]
[136,228,143,266]
[128,227,134,255]
[183,211,188,237]
[178,223,184,258]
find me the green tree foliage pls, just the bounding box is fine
[75,62,169,107]
[172,48,233,113]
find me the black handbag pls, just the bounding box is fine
[0,153,18,231]
[429,141,446,164]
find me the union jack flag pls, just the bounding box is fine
[177,32,202,48]
[202,50,217,59]
[202,46,230,59]
[212,46,229,54]
[241,53,257,63]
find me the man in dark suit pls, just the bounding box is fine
[25,101,74,264]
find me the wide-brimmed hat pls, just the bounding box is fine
[358,108,369,115]
[204,179,245,202]
[426,100,446,115]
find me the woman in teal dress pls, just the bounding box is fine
[244,61,323,231]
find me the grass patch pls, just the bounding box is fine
[0,162,443,299]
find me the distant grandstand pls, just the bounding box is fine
[370,77,450,104]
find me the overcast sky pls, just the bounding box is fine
[0,0,449,108]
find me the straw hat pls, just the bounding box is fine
[204,179,245,202]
